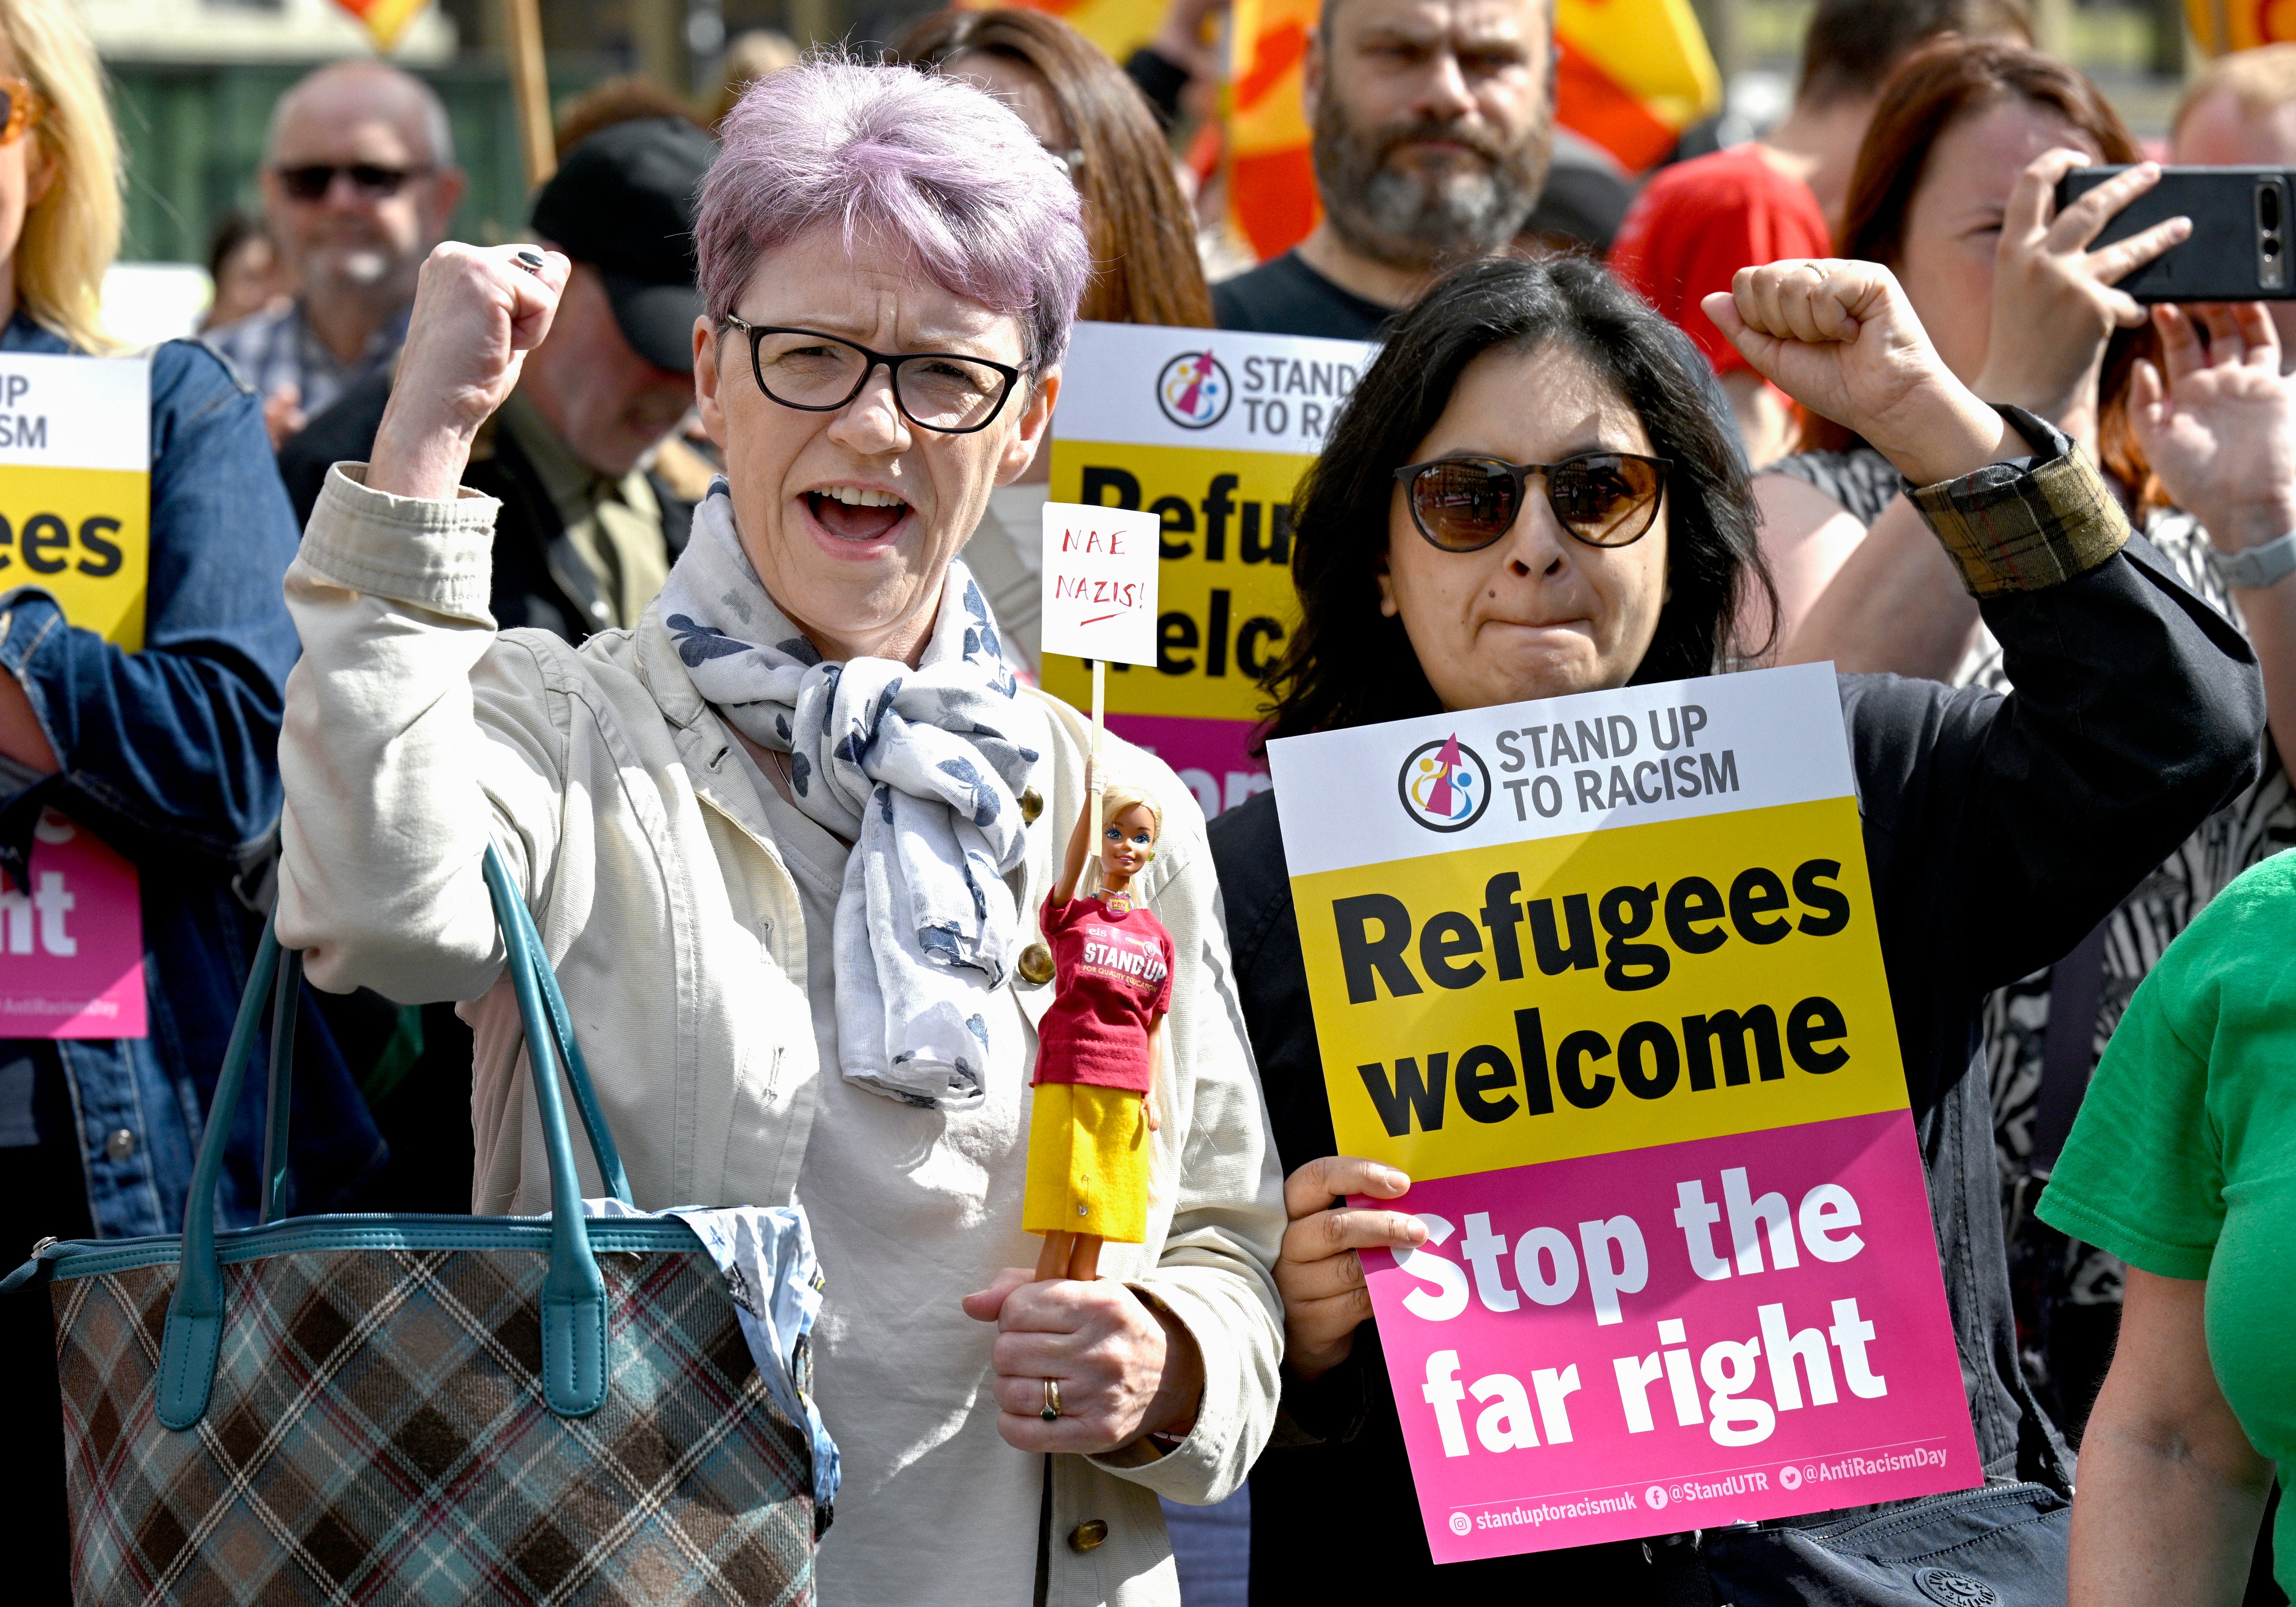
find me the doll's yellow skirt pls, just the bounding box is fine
[1024,1083,1149,1242]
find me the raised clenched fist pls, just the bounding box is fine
[1704,259,2014,488]
[369,243,570,501]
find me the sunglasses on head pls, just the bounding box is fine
[275,163,429,202]
[0,77,42,148]
[1394,451,1672,553]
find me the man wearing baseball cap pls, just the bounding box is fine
[282,115,718,643]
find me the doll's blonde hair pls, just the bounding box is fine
[1085,781,1163,897]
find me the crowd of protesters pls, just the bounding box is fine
[5,0,2296,1600]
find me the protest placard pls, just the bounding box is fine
[0,352,150,1039]
[1039,501,1161,667]
[1265,662,1976,1561]
[1045,320,1376,818]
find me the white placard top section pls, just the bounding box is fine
[1039,501,1161,665]
[1053,320,1379,453]
[1265,662,1855,876]
[0,353,150,471]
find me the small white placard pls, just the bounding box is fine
[1039,500,1161,666]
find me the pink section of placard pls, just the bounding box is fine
[1359,1108,1976,1562]
[1104,712,1269,819]
[0,810,145,1039]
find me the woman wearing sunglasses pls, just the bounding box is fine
[1210,252,2264,1598]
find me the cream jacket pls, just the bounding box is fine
[276,466,1286,1606]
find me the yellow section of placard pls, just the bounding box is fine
[1293,795,1906,1183]
[1042,438,1308,721]
[0,464,149,648]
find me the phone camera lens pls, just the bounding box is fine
[2269,236,2284,259]
[2265,186,2285,231]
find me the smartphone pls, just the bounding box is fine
[2055,165,2296,301]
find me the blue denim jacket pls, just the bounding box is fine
[0,314,381,1238]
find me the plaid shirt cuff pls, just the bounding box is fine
[1907,405,2128,598]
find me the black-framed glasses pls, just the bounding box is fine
[1394,451,1672,553]
[276,164,432,202]
[723,317,1024,435]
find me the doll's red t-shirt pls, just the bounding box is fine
[1033,892,1176,1093]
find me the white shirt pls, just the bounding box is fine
[753,763,1049,1605]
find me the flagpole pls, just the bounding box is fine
[503,0,556,191]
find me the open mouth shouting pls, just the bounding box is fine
[804,483,914,554]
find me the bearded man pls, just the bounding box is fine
[1212,0,1553,339]
[204,61,466,447]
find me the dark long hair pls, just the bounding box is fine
[893,8,1214,328]
[1816,37,2158,502]
[1260,255,1773,743]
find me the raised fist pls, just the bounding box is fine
[1703,259,2007,485]
[370,243,569,500]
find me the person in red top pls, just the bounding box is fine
[1027,768,1176,1285]
[1609,0,2032,465]
[1611,144,1832,464]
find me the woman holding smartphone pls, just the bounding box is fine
[1762,36,2296,1437]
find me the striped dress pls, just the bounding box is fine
[1958,506,2295,1307]
[1767,446,2295,1307]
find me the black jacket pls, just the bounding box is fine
[277,371,695,644]
[1210,532,2264,1598]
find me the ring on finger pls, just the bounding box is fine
[1042,1377,1062,1422]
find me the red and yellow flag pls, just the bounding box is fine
[1228,0,1322,261]
[1555,0,1720,173]
[968,0,1170,63]
[331,0,432,52]
[2186,0,2296,52]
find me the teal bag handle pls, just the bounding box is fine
[484,845,610,1418]
[241,855,632,1218]
[155,922,281,1430]
[481,845,633,1206]
[515,893,633,1207]
[258,948,300,1224]
[157,843,627,1429]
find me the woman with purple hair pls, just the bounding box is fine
[273,58,1284,1605]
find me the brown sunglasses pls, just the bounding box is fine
[0,77,42,148]
[1395,451,1672,553]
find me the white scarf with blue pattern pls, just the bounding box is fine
[657,486,1043,1109]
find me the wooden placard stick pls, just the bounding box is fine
[503,0,556,190]
[1090,656,1105,854]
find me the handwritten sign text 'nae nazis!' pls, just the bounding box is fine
[1040,501,1162,666]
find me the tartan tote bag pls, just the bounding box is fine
[4,846,822,1605]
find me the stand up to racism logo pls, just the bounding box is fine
[1398,733,1492,832]
[1156,349,1232,429]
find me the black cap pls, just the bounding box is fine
[531,117,718,373]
